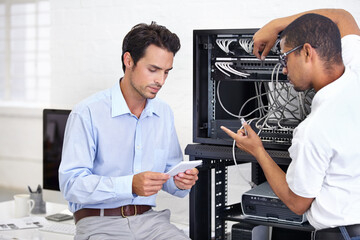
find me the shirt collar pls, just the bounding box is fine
[111,81,160,118]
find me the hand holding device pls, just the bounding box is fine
[133,171,170,196]
[166,160,202,177]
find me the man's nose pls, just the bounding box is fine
[282,67,288,75]
[155,72,167,86]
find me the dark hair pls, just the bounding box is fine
[280,13,342,71]
[121,21,181,72]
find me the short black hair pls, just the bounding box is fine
[280,13,342,71]
[121,21,181,72]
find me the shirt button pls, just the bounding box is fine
[136,145,141,149]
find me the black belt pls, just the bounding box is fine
[74,205,152,224]
[315,224,360,240]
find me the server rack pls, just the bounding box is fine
[193,28,314,150]
[189,28,315,239]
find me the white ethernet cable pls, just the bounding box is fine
[216,61,315,187]
[216,39,237,54]
[232,139,256,188]
[216,80,240,118]
[216,62,307,134]
[216,81,268,119]
[268,62,313,125]
[270,38,281,54]
[238,39,254,54]
[215,62,231,77]
[215,62,250,78]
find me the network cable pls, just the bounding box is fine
[216,62,314,136]
[215,62,250,78]
[216,39,237,54]
[238,39,254,54]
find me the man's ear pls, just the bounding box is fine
[123,52,133,69]
[303,43,313,62]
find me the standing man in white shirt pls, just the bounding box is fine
[221,9,360,240]
[59,22,198,240]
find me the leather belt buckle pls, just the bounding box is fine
[121,205,137,218]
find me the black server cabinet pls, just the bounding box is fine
[193,28,314,151]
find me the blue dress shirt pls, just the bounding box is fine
[59,82,189,213]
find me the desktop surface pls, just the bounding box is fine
[0,200,74,240]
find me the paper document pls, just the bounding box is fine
[0,216,47,231]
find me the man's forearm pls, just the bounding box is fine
[254,149,287,199]
[254,148,314,215]
[269,9,359,37]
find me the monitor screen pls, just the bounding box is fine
[43,109,71,191]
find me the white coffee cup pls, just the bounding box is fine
[14,194,35,218]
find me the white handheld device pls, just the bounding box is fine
[166,160,203,177]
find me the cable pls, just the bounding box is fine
[216,61,314,137]
[216,81,239,118]
[215,62,250,78]
[232,139,256,188]
[238,39,254,54]
[213,39,316,189]
[217,81,268,119]
[216,39,237,54]
[271,39,281,54]
[215,62,231,77]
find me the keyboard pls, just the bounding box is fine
[39,222,76,235]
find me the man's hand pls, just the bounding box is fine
[132,171,170,196]
[220,122,265,158]
[174,168,199,190]
[221,123,314,214]
[252,19,281,60]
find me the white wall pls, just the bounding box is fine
[49,0,360,155]
[0,0,359,228]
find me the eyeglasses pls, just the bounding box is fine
[279,45,304,67]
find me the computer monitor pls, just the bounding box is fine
[42,109,71,192]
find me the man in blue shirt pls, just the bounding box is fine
[59,22,199,240]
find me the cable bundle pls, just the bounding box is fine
[217,62,314,188]
[238,39,254,54]
[216,39,237,54]
[216,63,314,133]
[215,62,250,78]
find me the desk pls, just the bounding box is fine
[0,200,74,240]
[185,144,314,240]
